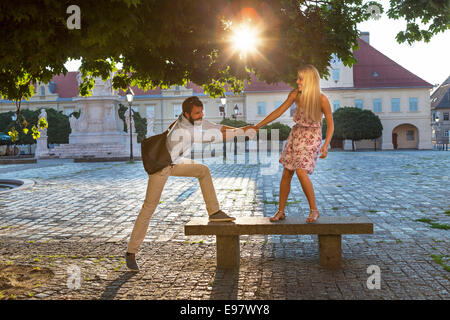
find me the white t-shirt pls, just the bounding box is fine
[166,115,223,164]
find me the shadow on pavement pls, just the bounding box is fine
[99,271,138,300]
[210,267,239,300]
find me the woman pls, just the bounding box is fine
[255,65,334,223]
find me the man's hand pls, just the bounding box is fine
[319,144,328,158]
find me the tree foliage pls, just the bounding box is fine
[387,0,449,44]
[323,106,382,150]
[0,109,70,145]
[0,0,446,121]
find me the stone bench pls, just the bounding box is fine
[185,216,373,269]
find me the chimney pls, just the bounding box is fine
[360,31,370,44]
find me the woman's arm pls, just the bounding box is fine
[319,94,334,158]
[255,89,299,129]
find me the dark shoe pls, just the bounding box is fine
[209,210,236,222]
[125,252,140,272]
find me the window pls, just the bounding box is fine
[444,130,449,137]
[257,102,266,115]
[354,99,363,109]
[173,104,182,118]
[146,106,155,117]
[391,98,400,112]
[409,97,418,112]
[131,106,139,113]
[332,69,340,82]
[373,99,382,113]
[406,130,415,141]
[40,86,45,96]
[330,54,341,65]
[444,112,449,121]
[333,100,340,111]
[290,103,296,117]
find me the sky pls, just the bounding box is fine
[65,0,450,89]
[356,0,450,89]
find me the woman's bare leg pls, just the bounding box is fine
[295,169,320,222]
[279,168,295,212]
[270,168,294,221]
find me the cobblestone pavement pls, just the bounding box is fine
[0,150,449,300]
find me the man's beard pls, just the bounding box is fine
[188,115,202,126]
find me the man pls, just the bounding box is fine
[126,96,256,271]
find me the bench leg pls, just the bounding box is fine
[216,235,240,269]
[318,235,342,268]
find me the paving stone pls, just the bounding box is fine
[0,150,449,300]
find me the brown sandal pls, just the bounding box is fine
[306,209,320,223]
[270,210,286,222]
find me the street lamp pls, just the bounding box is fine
[220,95,227,121]
[125,87,134,161]
[232,104,239,121]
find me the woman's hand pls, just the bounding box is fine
[319,144,328,158]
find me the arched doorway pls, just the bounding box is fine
[392,124,419,149]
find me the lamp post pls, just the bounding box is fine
[220,95,227,160]
[220,95,227,121]
[232,104,239,123]
[126,87,134,161]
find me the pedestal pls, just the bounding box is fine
[216,235,240,269]
[318,235,342,268]
[35,136,48,158]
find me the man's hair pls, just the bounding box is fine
[182,96,203,115]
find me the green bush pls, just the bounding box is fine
[0,108,70,145]
[260,122,291,141]
[219,118,252,128]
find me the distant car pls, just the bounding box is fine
[0,132,12,145]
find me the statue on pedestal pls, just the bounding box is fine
[146,113,155,137]
[38,109,48,137]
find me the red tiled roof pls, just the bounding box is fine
[51,71,79,98]
[352,39,433,88]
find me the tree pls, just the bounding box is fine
[324,107,382,151]
[1,0,447,128]
[387,0,449,44]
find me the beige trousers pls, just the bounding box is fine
[127,158,220,253]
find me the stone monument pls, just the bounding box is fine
[35,109,49,158]
[49,73,139,159]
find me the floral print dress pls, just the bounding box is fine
[279,106,322,174]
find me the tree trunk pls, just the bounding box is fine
[352,140,355,151]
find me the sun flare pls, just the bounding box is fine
[231,24,259,56]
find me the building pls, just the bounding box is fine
[431,75,450,148]
[319,33,433,150]
[0,33,434,151]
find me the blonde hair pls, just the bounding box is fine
[294,65,322,122]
